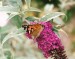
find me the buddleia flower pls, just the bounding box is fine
[24,21,68,59]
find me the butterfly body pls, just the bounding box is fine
[22,24,44,39]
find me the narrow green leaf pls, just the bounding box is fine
[52,26,59,32]
[8,14,19,20]
[26,16,38,21]
[13,28,25,34]
[25,0,31,8]
[5,51,12,59]
[40,12,65,22]
[1,34,7,43]
[2,0,22,6]
[0,6,19,13]
[27,7,41,12]
[2,28,25,46]
[24,7,41,12]
[11,15,22,28]
[53,17,64,25]
[2,32,13,46]
[0,24,14,34]
[16,0,22,6]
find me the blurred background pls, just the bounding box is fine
[0,0,75,59]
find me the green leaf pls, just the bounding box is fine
[0,6,19,13]
[2,28,25,46]
[27,7,41,12]
[26,16,38,21]
[8,14,19,20]
[0,25,14,34]
[4,51,11,59]
[29,7,41,12]
[1,34,8,43]
[13,28,25,34]
[53,17,64,25]
[40,12,65,22]
[25,0,31,8]
[63,6,75,23]
[52,26,59,32]
[2,0,22,6]
[2,32,13,46]
[11,15,22,28]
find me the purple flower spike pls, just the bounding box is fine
[25,21,68,59]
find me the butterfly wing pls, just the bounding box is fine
[30,24,44,39]
[22,24,44,39]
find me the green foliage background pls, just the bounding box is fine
[0,0,75,59]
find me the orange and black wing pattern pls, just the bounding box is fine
[22,24,44,39]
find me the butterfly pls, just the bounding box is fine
[22,23,44,39]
